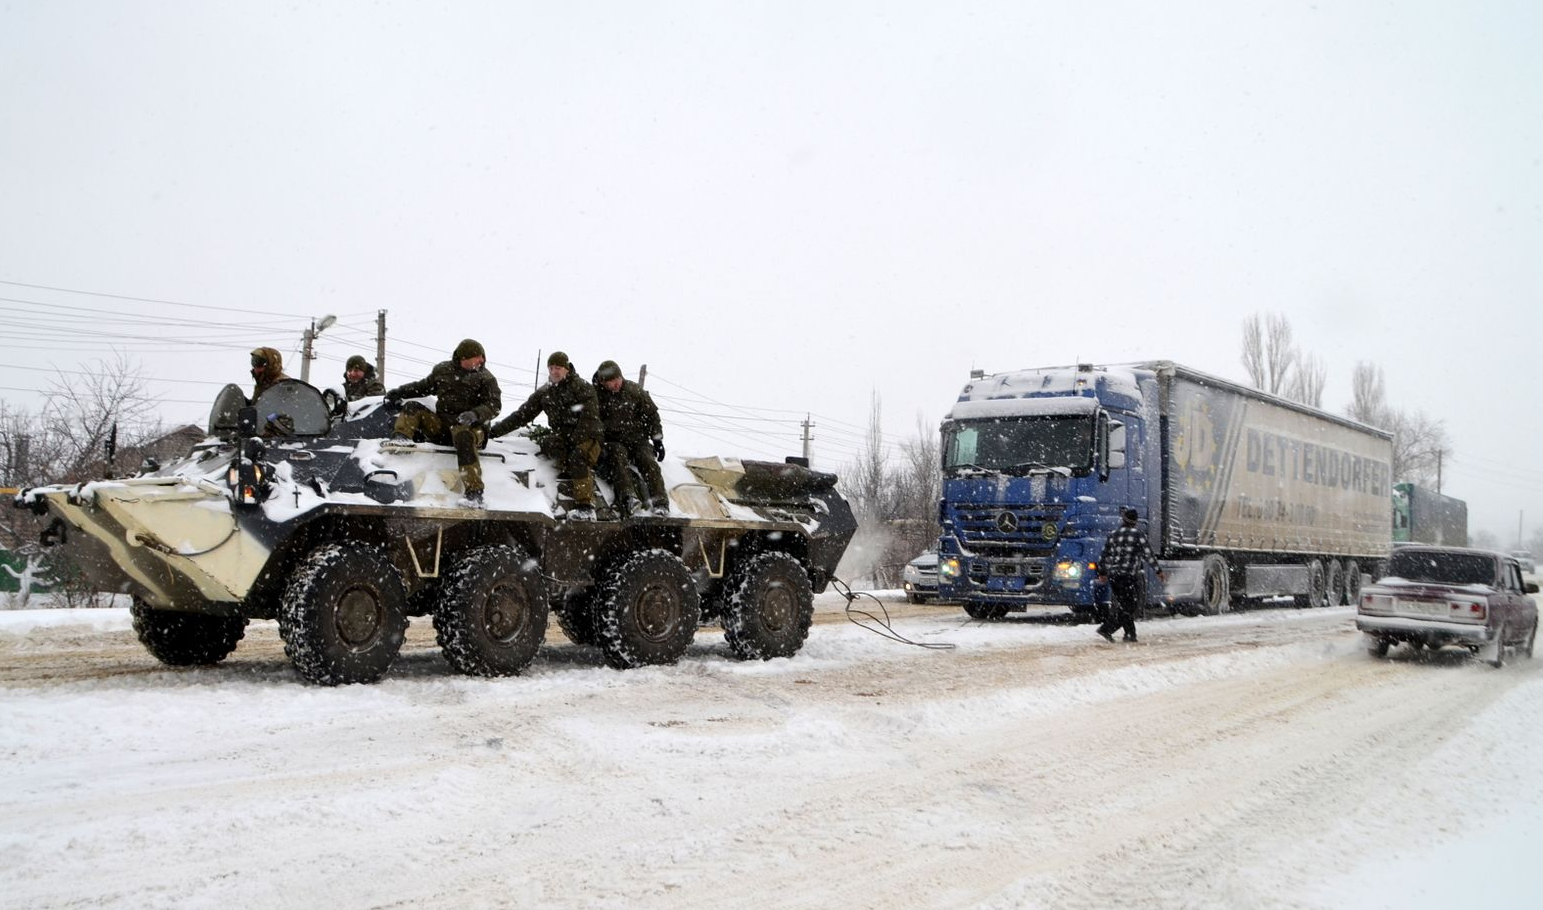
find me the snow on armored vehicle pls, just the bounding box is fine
[17,380,856,685]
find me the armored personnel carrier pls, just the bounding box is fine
[17,380,856,685]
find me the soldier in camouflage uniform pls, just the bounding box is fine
[592,359,669,517]
[384,339,501,506]
[248,347,290,404]
[489,351,602,520]
[342,354,385,401]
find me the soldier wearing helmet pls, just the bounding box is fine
[592,359,669,517]
[383,339,501,507]
[342,354,385,401]
[489,351,603,520]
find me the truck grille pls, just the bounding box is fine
[954,504,1066,552]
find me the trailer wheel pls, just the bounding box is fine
[1296,559,1326,608]
[130,598,248,666]
[963,602,1009,621]
[1344,560,1362,606]
[1198,554,1230,615]
[1325,559,1345,606]
[723,552,814,660]
[279,542,408,686]
[553,587,601,647]
[433,545,548,677]
[595,548,699,669]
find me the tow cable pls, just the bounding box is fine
[831,577,956,651]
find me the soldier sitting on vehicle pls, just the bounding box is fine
[342,354,386,401]
[248,347,290,404]
[489,351,603,521]
[592,359,669,517]
[383,338,501,508]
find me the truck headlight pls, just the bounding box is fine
[940,558,961,580]
[1053,560,1087,586]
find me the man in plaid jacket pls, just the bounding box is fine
[1096,508,1165,643]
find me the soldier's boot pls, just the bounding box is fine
[650,497,670,517]
[566,473,597,521]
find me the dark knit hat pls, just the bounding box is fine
[547,351,571,369]
[453,339,486,361]
[1122,507,1140,523]
[345,355,369,371]
[594,360,622,382]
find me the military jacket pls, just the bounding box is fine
[390,361,502,423]
[343,374,386,401]
[596,379,663,445]
[492,375,602,442]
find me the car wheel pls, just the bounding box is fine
[1522,620,1537,660]
[906,592,921,604]
[1367,636,1390,659]
[1488,622,1507,669]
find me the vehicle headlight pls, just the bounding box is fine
[939,558,961,580]
[1053,560,1088,586]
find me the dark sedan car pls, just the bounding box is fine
[1357,546,1538,667]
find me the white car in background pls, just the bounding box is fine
[902,550,940,603]
[1509,550,1536,574]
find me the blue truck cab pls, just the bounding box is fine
[937,364,1156,620]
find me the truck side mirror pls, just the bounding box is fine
[1108,420,1126,469]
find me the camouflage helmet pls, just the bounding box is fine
[547,351,571,369]
[250,347,284,373]
[594,359,622,382]
[453,339,486,361]
[345,354,370,372]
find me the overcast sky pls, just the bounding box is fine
[2,1,1539,540]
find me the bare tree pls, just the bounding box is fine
[837,402,942,589]
[1347,361,1387,426]
[1241,312,1298,395]
[1,354,164,606]
[1341,361,1449,487]
[1285,354,1327,408]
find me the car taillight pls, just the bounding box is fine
[1449,600,1485,619]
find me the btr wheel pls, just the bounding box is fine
[433,545,548,677]
[130,598,247,666]
[279,542,408,685]
[1325,559,1344,607]
[723,552,814,661]
[552,587,601,646]
[1198,554,1230,615]
[963,602,1009,621]
[595,548,699,669]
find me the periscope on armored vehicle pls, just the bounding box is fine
[936,361,1394,620]
[15,380,855,685]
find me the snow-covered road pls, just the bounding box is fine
[2,599,1539,909]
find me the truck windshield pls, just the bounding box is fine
[943,415,1093,476]
[1387,550,1497,586]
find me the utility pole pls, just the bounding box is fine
[299,314,337,384]
[1435,449,1443,493]
[801,414,815,464]
[376,310,388,385]
[638,364,648,388]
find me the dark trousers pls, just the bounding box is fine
[598,438,667,507]
[1097,574,1143,640]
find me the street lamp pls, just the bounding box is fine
[300,314,337,383]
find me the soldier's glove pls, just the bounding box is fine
[383,389,404,404]
[457,410,478,426]
[652,438,665,460]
